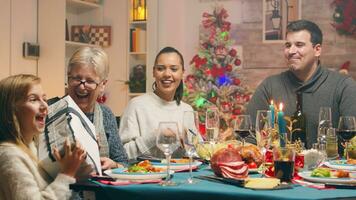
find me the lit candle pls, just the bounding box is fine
[269,100,275,128]
[278,103,286,147]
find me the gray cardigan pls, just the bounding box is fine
[246,66,356,148]
[86,104,128,164]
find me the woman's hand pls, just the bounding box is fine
[100,157,124,170]
[53,138,86,177]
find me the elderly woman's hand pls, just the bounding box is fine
[100,157,124,170]
[53,138,86,178]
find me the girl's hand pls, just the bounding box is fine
[53,138,86,177]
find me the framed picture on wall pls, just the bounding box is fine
[262,0,301,43]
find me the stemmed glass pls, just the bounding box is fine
[318,107,332,144]
[337,116,356,159]
[205,107,219,143]
[234,115,252,146]
[255,110,272,177]
[182,111,200,184]
[156,121,180,186]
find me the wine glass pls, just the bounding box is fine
[205,107,219,143]
[255,110,272,177]
[318,107,332,145]
[234,115,252,146]
[182,111,200,184]
[156,121,180,186]
[337,116,356,159]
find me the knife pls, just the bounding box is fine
[324,183,356,189]
[197,175,293,190]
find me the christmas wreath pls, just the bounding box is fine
[331,0,356,35]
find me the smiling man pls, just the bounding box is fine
[246,20,356,149]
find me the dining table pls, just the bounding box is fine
[70,165,356,200]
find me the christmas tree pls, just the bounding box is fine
[183,6,252,134]
[331,0,356,35]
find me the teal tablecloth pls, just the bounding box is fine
[95,166,356,200]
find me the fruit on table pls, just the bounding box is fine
[247,162,257,169]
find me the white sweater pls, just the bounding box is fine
[119,92,193,159]
[0,142,75,200]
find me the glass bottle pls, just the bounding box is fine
[291,92,306,146]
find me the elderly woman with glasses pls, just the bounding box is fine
[119,46,194,160]
[67,47,128,169]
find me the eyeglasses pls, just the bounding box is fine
[68,76,100,90]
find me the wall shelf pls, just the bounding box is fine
[66,0,100,13]
[65,40,99,48]
[127,0,149,99]
[129,52,146,55]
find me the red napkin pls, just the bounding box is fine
[173,165,198,172]
[292,179,335,190]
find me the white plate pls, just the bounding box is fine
[152,161,202,171]
[324,160,356,171]
[105,168,174,180]
[298,171,356,184]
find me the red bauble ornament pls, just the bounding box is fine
[211,64,225,78]
[225,64,232,72]
[186,74,195,82]
[221,19,231,31]
[191,55,207,69]
[201,57,207,65]
[331,0,356,35]
[229,49,237,57]
[232,108,241,115]
[243,94,250,102]
[234,58,241,66]
[233,78,241,86]
[235,94,244,104]
[221,102,232,113]
[191,55,199,64]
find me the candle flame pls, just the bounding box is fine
[279,103,283,111]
